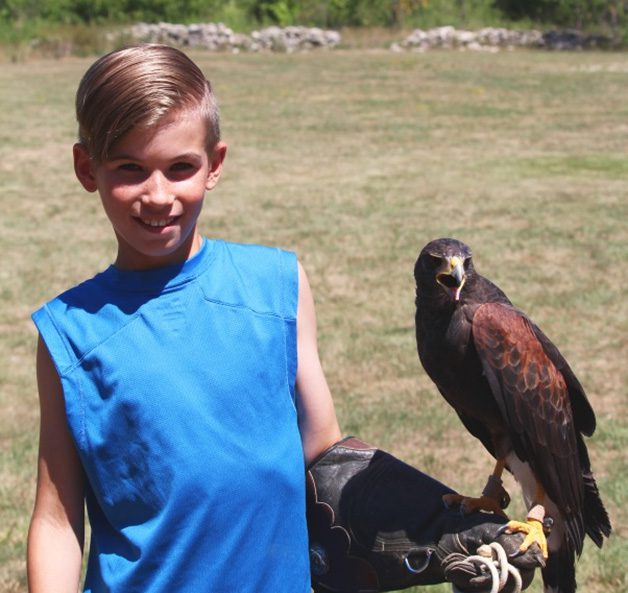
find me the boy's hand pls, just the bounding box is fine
[435,517,544,592]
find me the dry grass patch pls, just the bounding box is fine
[1,49,626,592]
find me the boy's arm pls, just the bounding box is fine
[295,262,342,466]
[28,337,85,593]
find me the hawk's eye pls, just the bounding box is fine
[427,255,442,268]
[463,257,472,270]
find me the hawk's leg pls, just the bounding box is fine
[443,459,510,518]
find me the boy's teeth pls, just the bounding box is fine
[142,218,173,227]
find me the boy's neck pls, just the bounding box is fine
[113,229,203,271]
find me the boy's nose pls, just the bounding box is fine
[141,172,175,206]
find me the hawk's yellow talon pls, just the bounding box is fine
[442,493,508,518]
[506,518,549,559]
[442,493,464,508]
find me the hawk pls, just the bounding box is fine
[413,237,611,593]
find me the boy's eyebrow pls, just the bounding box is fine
[108,151,204,162]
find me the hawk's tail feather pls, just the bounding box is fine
[576,433,611,548]
[542,543,576,593]
[583,471,612,548]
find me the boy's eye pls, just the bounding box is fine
[118,163,142,172]
[171,162,194,172]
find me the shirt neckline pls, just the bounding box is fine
[100,238,217,293]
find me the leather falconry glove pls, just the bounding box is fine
[307,437,544,593]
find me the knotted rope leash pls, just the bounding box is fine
[452,542,523,593]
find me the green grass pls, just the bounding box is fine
[1,49,626,592]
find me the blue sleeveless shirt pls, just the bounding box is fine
[32,239,310,593]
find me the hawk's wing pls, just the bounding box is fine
[528,321,596,437]
[471,302,585,553]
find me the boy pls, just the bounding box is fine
[28,44,340,593]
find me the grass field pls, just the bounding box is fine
[1,48,626,592]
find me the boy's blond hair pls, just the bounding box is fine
[76,44,220,161]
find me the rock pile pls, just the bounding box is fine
[393,26,611,52]
[129,22,250,51]
[393,26,543,52]
[128,22,341,53]
[250,26,341,52]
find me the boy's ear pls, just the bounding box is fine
[73,143,98,192]
[205,142,227,191]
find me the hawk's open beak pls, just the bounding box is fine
[436,256,466,301]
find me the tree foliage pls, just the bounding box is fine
[1,0,626,30]
[494,0,627,29]
[0,0,224,23]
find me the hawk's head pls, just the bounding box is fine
[414,238,474,303]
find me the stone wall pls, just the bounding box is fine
[128,22,341,53]
[127,22,611,53]
[391,26,542,52]
[392,26,611,52]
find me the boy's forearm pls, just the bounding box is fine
[27,515,83,593]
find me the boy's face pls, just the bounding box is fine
[74,111,226,270]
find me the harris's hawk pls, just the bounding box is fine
[413,237,611,593]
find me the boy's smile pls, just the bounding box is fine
[74,111,226,271]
